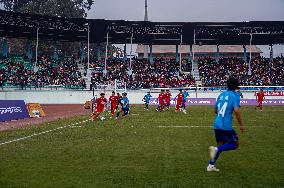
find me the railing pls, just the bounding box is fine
[0,84,86,91]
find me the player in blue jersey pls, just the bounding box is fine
[182,89,189,114]
[207,77,244,172]
[116,92,129,119]
[143,92,152,110]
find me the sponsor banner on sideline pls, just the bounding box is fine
[0,100,29,122]
[149,98,284,106]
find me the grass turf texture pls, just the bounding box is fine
[0,106,283,188]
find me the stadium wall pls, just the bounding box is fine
[0,90,283,104]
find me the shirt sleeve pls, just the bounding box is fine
[232,95,239,109]
[214,96,219,110]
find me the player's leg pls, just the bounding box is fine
[123,107,129,116]
[116,108,122,119]
[92,111,101,121]
[145,102,149,110]
[260,102,263,112]
[208,129,239,171]
[255,102,260,111]
[175,102,180,112]
[111,106,115,116]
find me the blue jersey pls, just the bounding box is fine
[183,91,189,100]
[121,97,129,108]
[213,91,240,130]
[144,94,151,103]
[234,92,242,108]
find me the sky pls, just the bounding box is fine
[88,0,284,22]
[1,0,284,56]
[87,0,284,57]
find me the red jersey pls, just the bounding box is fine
[176,93,184,103]
[109,96,118,106]
[257,92,265,102]
[96,97,107,110]
[165,93,171,103]
[158,93,165,104]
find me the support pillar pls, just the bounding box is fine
[243,45,247,64]
[175,44,179,63]
[26,40,32,60]
[270,44,273,62]
[97,44,101,60]
[149,44,153,64]
[2,38,8,58]
[53,41,59,61]
[123,44,127,61]
[216,45,220,63]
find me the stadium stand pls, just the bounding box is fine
[90,57,195,89]
[198,57,284,86]
[0,56,86,89]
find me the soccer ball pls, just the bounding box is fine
[100,116,106,121]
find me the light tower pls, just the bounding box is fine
[143,0,149,59]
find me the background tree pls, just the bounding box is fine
[0,0,94,18]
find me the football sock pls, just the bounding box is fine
[210,143,237,165]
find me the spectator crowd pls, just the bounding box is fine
[198,57,284,86]
[91,58,195,89]
[0,55,283,90]
[0,56,86,89]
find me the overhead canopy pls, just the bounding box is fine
[0,10,284,45]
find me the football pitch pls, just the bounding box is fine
[0,106,283,188]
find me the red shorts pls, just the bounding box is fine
[176,102,182,110]
[96,107,104,113]
[165,101,170,106]
[258,101,263,105]
[159,101,164,106]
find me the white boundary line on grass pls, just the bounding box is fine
[0,119,91,146]
[158,125,267,128]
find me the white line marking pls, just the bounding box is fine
[0,119,91,146]
[158,125,269,128]
[158,126,211,128]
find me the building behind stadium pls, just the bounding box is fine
[136,45,262,59]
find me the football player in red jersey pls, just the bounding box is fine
[91,93,107,121]
[109,91,119,116]
[165,89,172,110]
[156,89,165,112]
[175,89,184,112]
[255,89,265,112]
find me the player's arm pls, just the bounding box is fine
[234,107,244,133]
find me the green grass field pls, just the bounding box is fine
[0,106,283,188]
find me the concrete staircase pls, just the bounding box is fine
[77,62,91,90]
[192,60,202,86]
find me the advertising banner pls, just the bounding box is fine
[254,91,284,96]
[0,100,29,122]
[149,98,284,106]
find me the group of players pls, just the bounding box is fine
[143,89,190,114]
[91,87,265,121]
[91,91,129,121]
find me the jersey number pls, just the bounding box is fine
[218,102,228,117]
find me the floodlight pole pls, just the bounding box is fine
[179,34,183,72]
[104,32,109,74]
[87,24,90,70]
[192,29,196,75]
[35,27,39,68]
[130,30,133,71]
[248,33,252,75]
